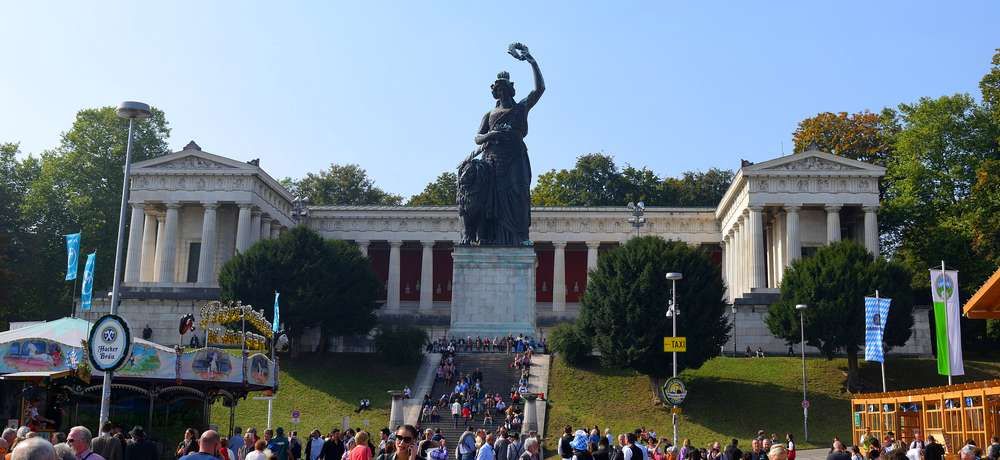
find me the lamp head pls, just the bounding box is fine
[665,272,683,281]
[795,304,808,311]
[637,201,645,210]
[117,101,152,119]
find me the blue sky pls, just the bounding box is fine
[1,2,997,199]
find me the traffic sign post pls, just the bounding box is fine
[292,409,301,424]
[663,337,687,352]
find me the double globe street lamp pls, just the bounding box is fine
[795,303,809,442]
[665,271,683,447]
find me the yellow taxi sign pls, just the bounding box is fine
[671,407,683,414]
[663,337,687,352]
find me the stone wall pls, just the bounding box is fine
[723,304,933,357]
[77,297,211,347]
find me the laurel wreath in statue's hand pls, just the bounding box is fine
[508,42,531,61]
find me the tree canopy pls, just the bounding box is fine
[292,163,402,206]
[218,226,380,350]
[766,241,913,390]
[407,172,457,206]
[792,110,899,166]
[4,107,170,323]
[531,153,734,207]
[577,236,730,376]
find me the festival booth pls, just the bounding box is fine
[850,267,1000,456]
[0,302,279,446]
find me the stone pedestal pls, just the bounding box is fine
[450,246,536,337]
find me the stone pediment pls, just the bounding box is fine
[132,141,258,173]
[744,149,886,176]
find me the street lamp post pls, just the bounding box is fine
[665,272,683,446]
[795,303,809,442]
[98,101,152,428]
[292,196,310,225]
[627,201,646,237]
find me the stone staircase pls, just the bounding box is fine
[417,353,524,443]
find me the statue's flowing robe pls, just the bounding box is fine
[479,101,532,245]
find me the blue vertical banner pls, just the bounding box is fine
[272,291,280,333]
[864,296,892,362]
[65,233,81,281]
[80,252,96,311]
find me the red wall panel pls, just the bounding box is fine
[400,247,421,301]
[432,247,454,301]
[368,247,389,301]
[565,249,588,302]
[535,247,553,303]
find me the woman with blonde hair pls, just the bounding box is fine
[768,445,788,460]
[350,432,372,460]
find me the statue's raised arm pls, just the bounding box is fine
[508,43,544,110]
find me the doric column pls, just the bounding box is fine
[766,221,775,288]
[826,204,842,244]
[139,211,157,281]
[152,215,165,281]
[419,240,434,311]
[260,216,273,241]
[270,223,281,239]
[732,221,742,299]
[387,241,402,311]
[785,205,802,264]
[552,241,567,312]
[776,210,786,284]
[720,238,728,301]
[357,240,370,258]
[235,204,253,253]
[197,202,218,284]
[157,202,181,283]
[585,241,600,280]
[741,212,750,295]
[124,203,145,283]
[249,211,262,246]
[863,206,879,255]
[749,206,765,290]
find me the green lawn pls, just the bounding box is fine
[543,355,1000,453]
[210,353,419,434]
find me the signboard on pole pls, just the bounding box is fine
[661,377,688,406]
[292,409,301,424]
[802,400,810,409]
[88,314,132,372]
[663,337,687,352]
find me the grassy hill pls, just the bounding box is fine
[544,355,1000,452]
[209,353,419,434]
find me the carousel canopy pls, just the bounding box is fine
[0,317,172,352]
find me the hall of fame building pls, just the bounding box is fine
[79,141,931,355]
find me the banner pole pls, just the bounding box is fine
[943,260,951,386]
[876,289,886,393]
[70,276,78,318]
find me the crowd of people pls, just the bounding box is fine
[420,346,533,432]
[425,335,545,355]
[852,429,999,460]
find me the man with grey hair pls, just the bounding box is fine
[11,436,56,460]
[68,426,104,460]
[4,428,17,446]
[959,446,976,460]
[518,438,538,460]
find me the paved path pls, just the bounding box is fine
[798,448,830,460]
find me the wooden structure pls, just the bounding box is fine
[851,380,1000,454]
[964,267,1000,319]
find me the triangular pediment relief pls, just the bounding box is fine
[744,149,885,175]
[133,142,257,172]
[154,155,240,170]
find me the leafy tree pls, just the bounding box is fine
[407,172,457,206]
[792,110,900,166]
[218,226,380,351]
[295,164,402,206]
[578,236,730,376]
[880,94,998,293]
[980,49,1000,143]
[766,241,913,390]
[373,324,429,365]
[548,323,591,365]
[531,153,734,208]
[968,159,1000,266]
[18,107,170,318]
[0,143,41,324]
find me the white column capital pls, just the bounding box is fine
[825,204,843,212]
[863,205,879,213]
[784,204,802,213]
[131,202,146,210]
[261,215,273,222]
[201,201,219,210]
[420,240,436,247]
[164,202,182,210]
[552,241,567,249]
[748,205,765,213]
[238,202,253,210]
[389,240,404,248]
[585,241,601,250]
[356,239,371,246]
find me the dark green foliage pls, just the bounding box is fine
[548,323,591,365]
[373,324,429,365]
[578,236,730,376]
[407,172,457,206]
[218,227,380,347]
[766,241,913,387]
[292,163,402,205]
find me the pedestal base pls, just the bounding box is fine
[450,246,537,337]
